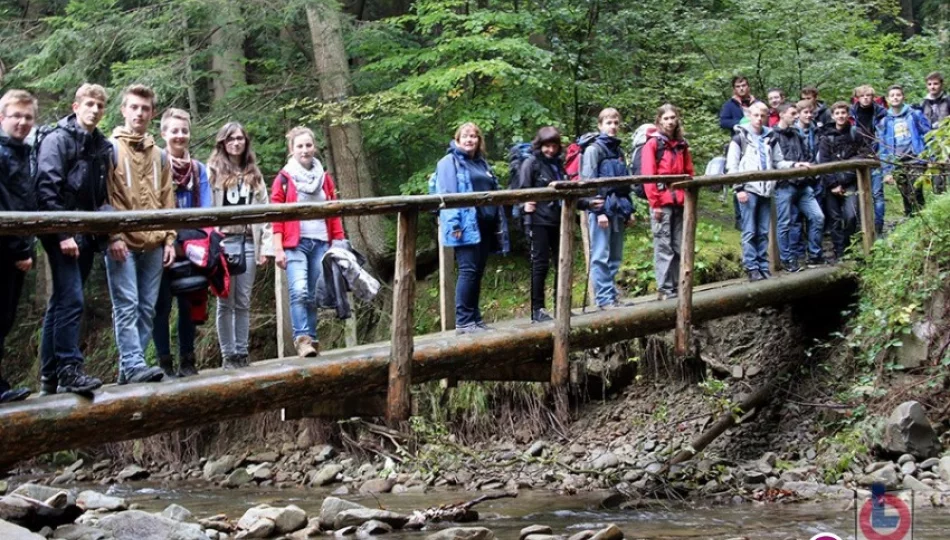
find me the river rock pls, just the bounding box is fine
[238,504,307,534]
[203,455,237,480]
[224,468,253,488]
[51,523,113,540]
[311,464,344,487]
[52,472,77,485]
[96,510,206,540]
[920,457,940,470]
[116,465,149,481]
[903,475,931,492]
[881,401,940,459]
[567,532,595,540]
[897,454,915,465]
[590,452,619,470]
[335,526,358,536]
[425,527,495,540]
[589,524,623,540]
[11,484,76,507]
[357,519,393,536]
[525,441,546,457]
[520,525,553,540]
[900,461,917,476]
[313,445,337,463]
[359,478,395,494]
[161,504,194,523]
[741,470,767,485]
[334,509,408,530]
[246,451,280,464]
[858,464,899,489]
[77,491,127,511]
[0,519,45,539]
[237,517,274,538]
[319,498,367,528]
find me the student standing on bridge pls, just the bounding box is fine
[152,108,211,378]
[850,86,887,235]
[772,102,824,272]
[0,90,37,402]
[727,102,801,282]
[640,104,694,301]
[35,84,110,396]
[106,84,175,385]
[435,122,509,334]
[516,126,566,323]
[271,126,343,357]
[580,108,634,310]
[819,102,863,260]
[877,84,932,217]
[922,72,949,195]
[208,122,273,368]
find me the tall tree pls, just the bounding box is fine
[209,0,247,102]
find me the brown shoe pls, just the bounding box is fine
[294,336,318,358]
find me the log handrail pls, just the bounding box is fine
[669,159,879,189]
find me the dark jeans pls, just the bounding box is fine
[153,271,196,357]
[896,168,925,216]
[825,192,859,257]
[0,256,26,365]
[455,221,492,327]
[40,235,96,380]
[528,224,559,313]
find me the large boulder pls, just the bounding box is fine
[237,505,307,534]
[11,484,76,507]
[96,510,208,540]
[203,456,237,481]
[425,527,495,540]
[881,401,940,459]
[311,464,344,487]
[0,518,45,539]
[77,491,127,512]
[319,497,366,527]
[51,523,114,540]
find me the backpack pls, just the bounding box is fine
[564,132,599,180]
[29,124,61,179]
[506,143,534,219]
[628,124,664,200]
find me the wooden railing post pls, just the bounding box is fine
[436,219,456,333]
[856,165,876,255]
[675,187,699,358]
[552,197,577,420]
[768,196,779,275]
[388,210,418,422]
[578,210,596,307]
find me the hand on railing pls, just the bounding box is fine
[523,201,536,213]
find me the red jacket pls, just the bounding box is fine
[641,134,694,209]
[271,170,345,248]
[768,109,780,127]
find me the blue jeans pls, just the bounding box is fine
[738,192,771,272]
[105,247,164,373]
[454,221,492,327]
[286,237,329,340]
[153,271,195,357]
[872,168,885,234]
[40,235,97,380]
[589,213,625,307]
[775,185,824,262]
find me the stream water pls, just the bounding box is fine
[99,483,950,539]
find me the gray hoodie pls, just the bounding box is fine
[725,124,793,197]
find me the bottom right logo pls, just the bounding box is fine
[856,484,914,540]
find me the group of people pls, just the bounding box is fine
[0,84,345,403]
[433,72,946,332]
[721,74,943,279]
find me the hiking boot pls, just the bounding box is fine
[806,256,826,268]
[157,355,179,379]
[531,309,554,323]
[657,291,678,301]
[294,335,318,358]
[747,269,765,282]
[236,354,250,367]
[456,323,488,335]
[39,375,58,396]
[782,260,802,273]
[222,355,243,370]
[118,365,164,385]
[56,365,102,394]
[0,377,30,403]
[177,353,198,378]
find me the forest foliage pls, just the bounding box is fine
[0,0,947,197]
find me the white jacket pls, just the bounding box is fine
[725,125,794,197]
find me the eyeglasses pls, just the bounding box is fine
[4,113,34,122]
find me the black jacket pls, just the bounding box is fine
[36,114,112,242]
[771,126,812,187]
[922,92,950,128]
[819,125,861,190]
[0,131,37,261]
[517,151,565,227]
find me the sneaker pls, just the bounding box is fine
[782,260,802,273]
[157,355,179,379]
[56,365,102,394]
[531,309,554,323]
[294,336,318,358]
[657,292,678,301]
[476,321,494,331]
[177,354,199,378]
[0,378,30,403]
[39,375,58,396]
[456,323,488,335]
[222,355,243,370]
[118,365,164,385]
[747,269,765,282]
[806,257,826,268]
[759,269,772,279]
[236,354,251,367]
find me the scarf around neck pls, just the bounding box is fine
[285,157,325,195]
[168,151,197,191]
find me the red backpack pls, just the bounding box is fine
[564,132,599,180]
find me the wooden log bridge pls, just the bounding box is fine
[0,267,853,467]
[0,159,877,466]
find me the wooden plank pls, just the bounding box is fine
[768,196,779,275]
[670,159,879,189]
[437,219,456,332]
[552,197,577,419]
[856,166,876,254]
[578,210,596,307]
[0,266,854,467]
[275,267,295,358]
[388,210,418,422]
[282,394,387,420]
[675,187,699,357]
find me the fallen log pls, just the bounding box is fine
[406,490,518,528]
[0,267,854,467]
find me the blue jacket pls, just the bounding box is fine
[172,159,212,210]
[435,141,509,252]
[719,96,761,132]
[876,105,932,175]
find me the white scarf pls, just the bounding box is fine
[285,157,325,195]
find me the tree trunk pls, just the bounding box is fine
[305,1,388,269]
[209,0,246,103]
[901,0,916,39]
[182,16,200,118]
